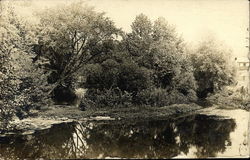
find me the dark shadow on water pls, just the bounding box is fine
[0,114,236,159]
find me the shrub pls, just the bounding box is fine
[84,88,133,108]
[134,88,169,107]
[207,86,250,109]
[168,89,197,105]
[135,88,197,107]
[117,62,153,93]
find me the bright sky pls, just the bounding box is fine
[11,0,250,57]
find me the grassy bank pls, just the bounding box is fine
[37,103,202,121]
[2,103,202,135]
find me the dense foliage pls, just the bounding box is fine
[190,40,236,98]
[83,14,198,108]
[0,2,238,129]
[0,3,50,130]
[33,2,120,102]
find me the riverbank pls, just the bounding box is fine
[5,102,249,136]
[40,103,203,120]
[216,104,250,111]
[2,104,249,159]
[2,106,249,159]
[2,103,202,136]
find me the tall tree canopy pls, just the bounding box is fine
[190,39,236,98]
[0,3,49,129]
[83,14,198,107]
[124,14,197,100]
[34,2,120,100]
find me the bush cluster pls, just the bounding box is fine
[78,14,235,109]
[207,87,250,110]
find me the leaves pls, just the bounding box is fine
[34,2,120,97]
[84,14,198,107]
[190,39,236,98]
[0,3,50,130]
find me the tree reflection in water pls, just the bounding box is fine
[0,114,236,159]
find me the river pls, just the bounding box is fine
[0,108,249,159]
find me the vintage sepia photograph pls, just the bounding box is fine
[0,0,249,159]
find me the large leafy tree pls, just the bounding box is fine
[0,3,19,129]
[126,14,152,58]
[0,2,50,130]
[124,15,197,101]
[190,39,236,98]
[34,2,120,101]
[124,14,154,68]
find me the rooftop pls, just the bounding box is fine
[235,57,249,63]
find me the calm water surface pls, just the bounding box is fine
[0,109,249,159]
